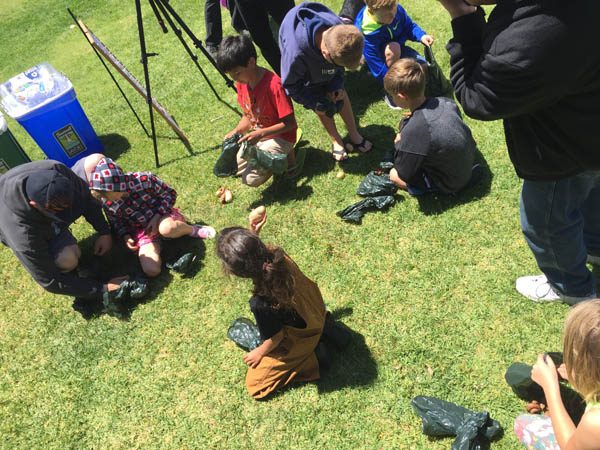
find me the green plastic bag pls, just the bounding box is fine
[166,252,197,275]
[505,355,586,425]
[240,141,288,175]
[214,133,242,177]
[337,195,395,224]
[356,170,398,197]
[411,396,503,450]
[423,45,454,99]
[227,317,261,351]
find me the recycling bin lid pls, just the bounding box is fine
[0,62,73,120]
[0,112,6,134]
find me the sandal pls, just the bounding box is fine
[331,144,348,161]
[345,137,373,154]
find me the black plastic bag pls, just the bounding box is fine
[505,357,586,425]
[166,252,197,275]
[411,396,503,450]
[214,133,242,177]
[423,45,454,99]
[227,317,261,351]
[240,141,288,175]
[356,170,398,197]
[315,98,344,118]
[337,195,395,224]
[102,276,149,311]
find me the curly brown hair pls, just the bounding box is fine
[216,227,296,311]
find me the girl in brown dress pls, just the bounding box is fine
[216,224,328,399]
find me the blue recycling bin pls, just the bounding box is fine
[0,63,103,167]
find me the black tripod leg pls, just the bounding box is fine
[152,0,240,116]
[135,0,161,168]
[154,0,237,93]
[68,8,150,138]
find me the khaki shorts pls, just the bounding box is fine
[236,137,294,187]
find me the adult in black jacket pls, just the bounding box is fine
[0,161,125,299]
[438,0,600,303]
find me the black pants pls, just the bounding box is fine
[204,0,243,49]
[231,0,294,75]
[339,0,364,22]
[204,0,222,49]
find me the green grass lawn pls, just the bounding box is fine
[0,1,573,448]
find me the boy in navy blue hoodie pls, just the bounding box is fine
[279,2,373,161]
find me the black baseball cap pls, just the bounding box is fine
[25,170,74,211]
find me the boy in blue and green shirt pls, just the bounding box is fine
[355,0,434,87]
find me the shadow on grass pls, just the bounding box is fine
[98,133,131,160]
[317,307,378,394]
[414,149,493,216]
[339,124,397,177]
[72,234,206,320]
[248,143,336,208]
[251,307,377,401]
[345,67,383,119]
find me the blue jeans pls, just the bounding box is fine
[520,170,600,300]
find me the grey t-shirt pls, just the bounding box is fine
[394,97,476,193]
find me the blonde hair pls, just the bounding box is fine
[365,0,396,11]
[324,25,364,69]
[563,299,600,403]
[383,58,426,98]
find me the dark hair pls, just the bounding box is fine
[216,33,257,72]
[216,227,295,310]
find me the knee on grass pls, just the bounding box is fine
[242,173,270,188]
[141,262,162,278]
[158,217,191,238]
[139,247,162,278]
[55,245,81,272]
[385,42,401,67]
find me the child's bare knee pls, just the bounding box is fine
[385,42,402,65]
[55,246,80,272]
[158,218,176,236]
[242,175,267,188]
[142,264,162,278]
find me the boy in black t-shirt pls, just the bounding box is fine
[383,58,475,195]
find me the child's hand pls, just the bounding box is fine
[104,275,130,292]
[249,216,267,235]
[145,214,161,235]
[224,129,237,140]
[531,353,560,392]
[94,233,113,256]
[124,235,139,252]
[421,35,434,46]
[557,363,569,381]
[239,129,264,145]
[243,348,264,368]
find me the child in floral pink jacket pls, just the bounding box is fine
[89,157,215,277]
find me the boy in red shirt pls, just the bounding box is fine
[217,34,299,187]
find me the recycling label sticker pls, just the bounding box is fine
[53,124,86,157]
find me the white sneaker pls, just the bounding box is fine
[516,274,596,304]
[588,254,600,265]
[384,93,402,110]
